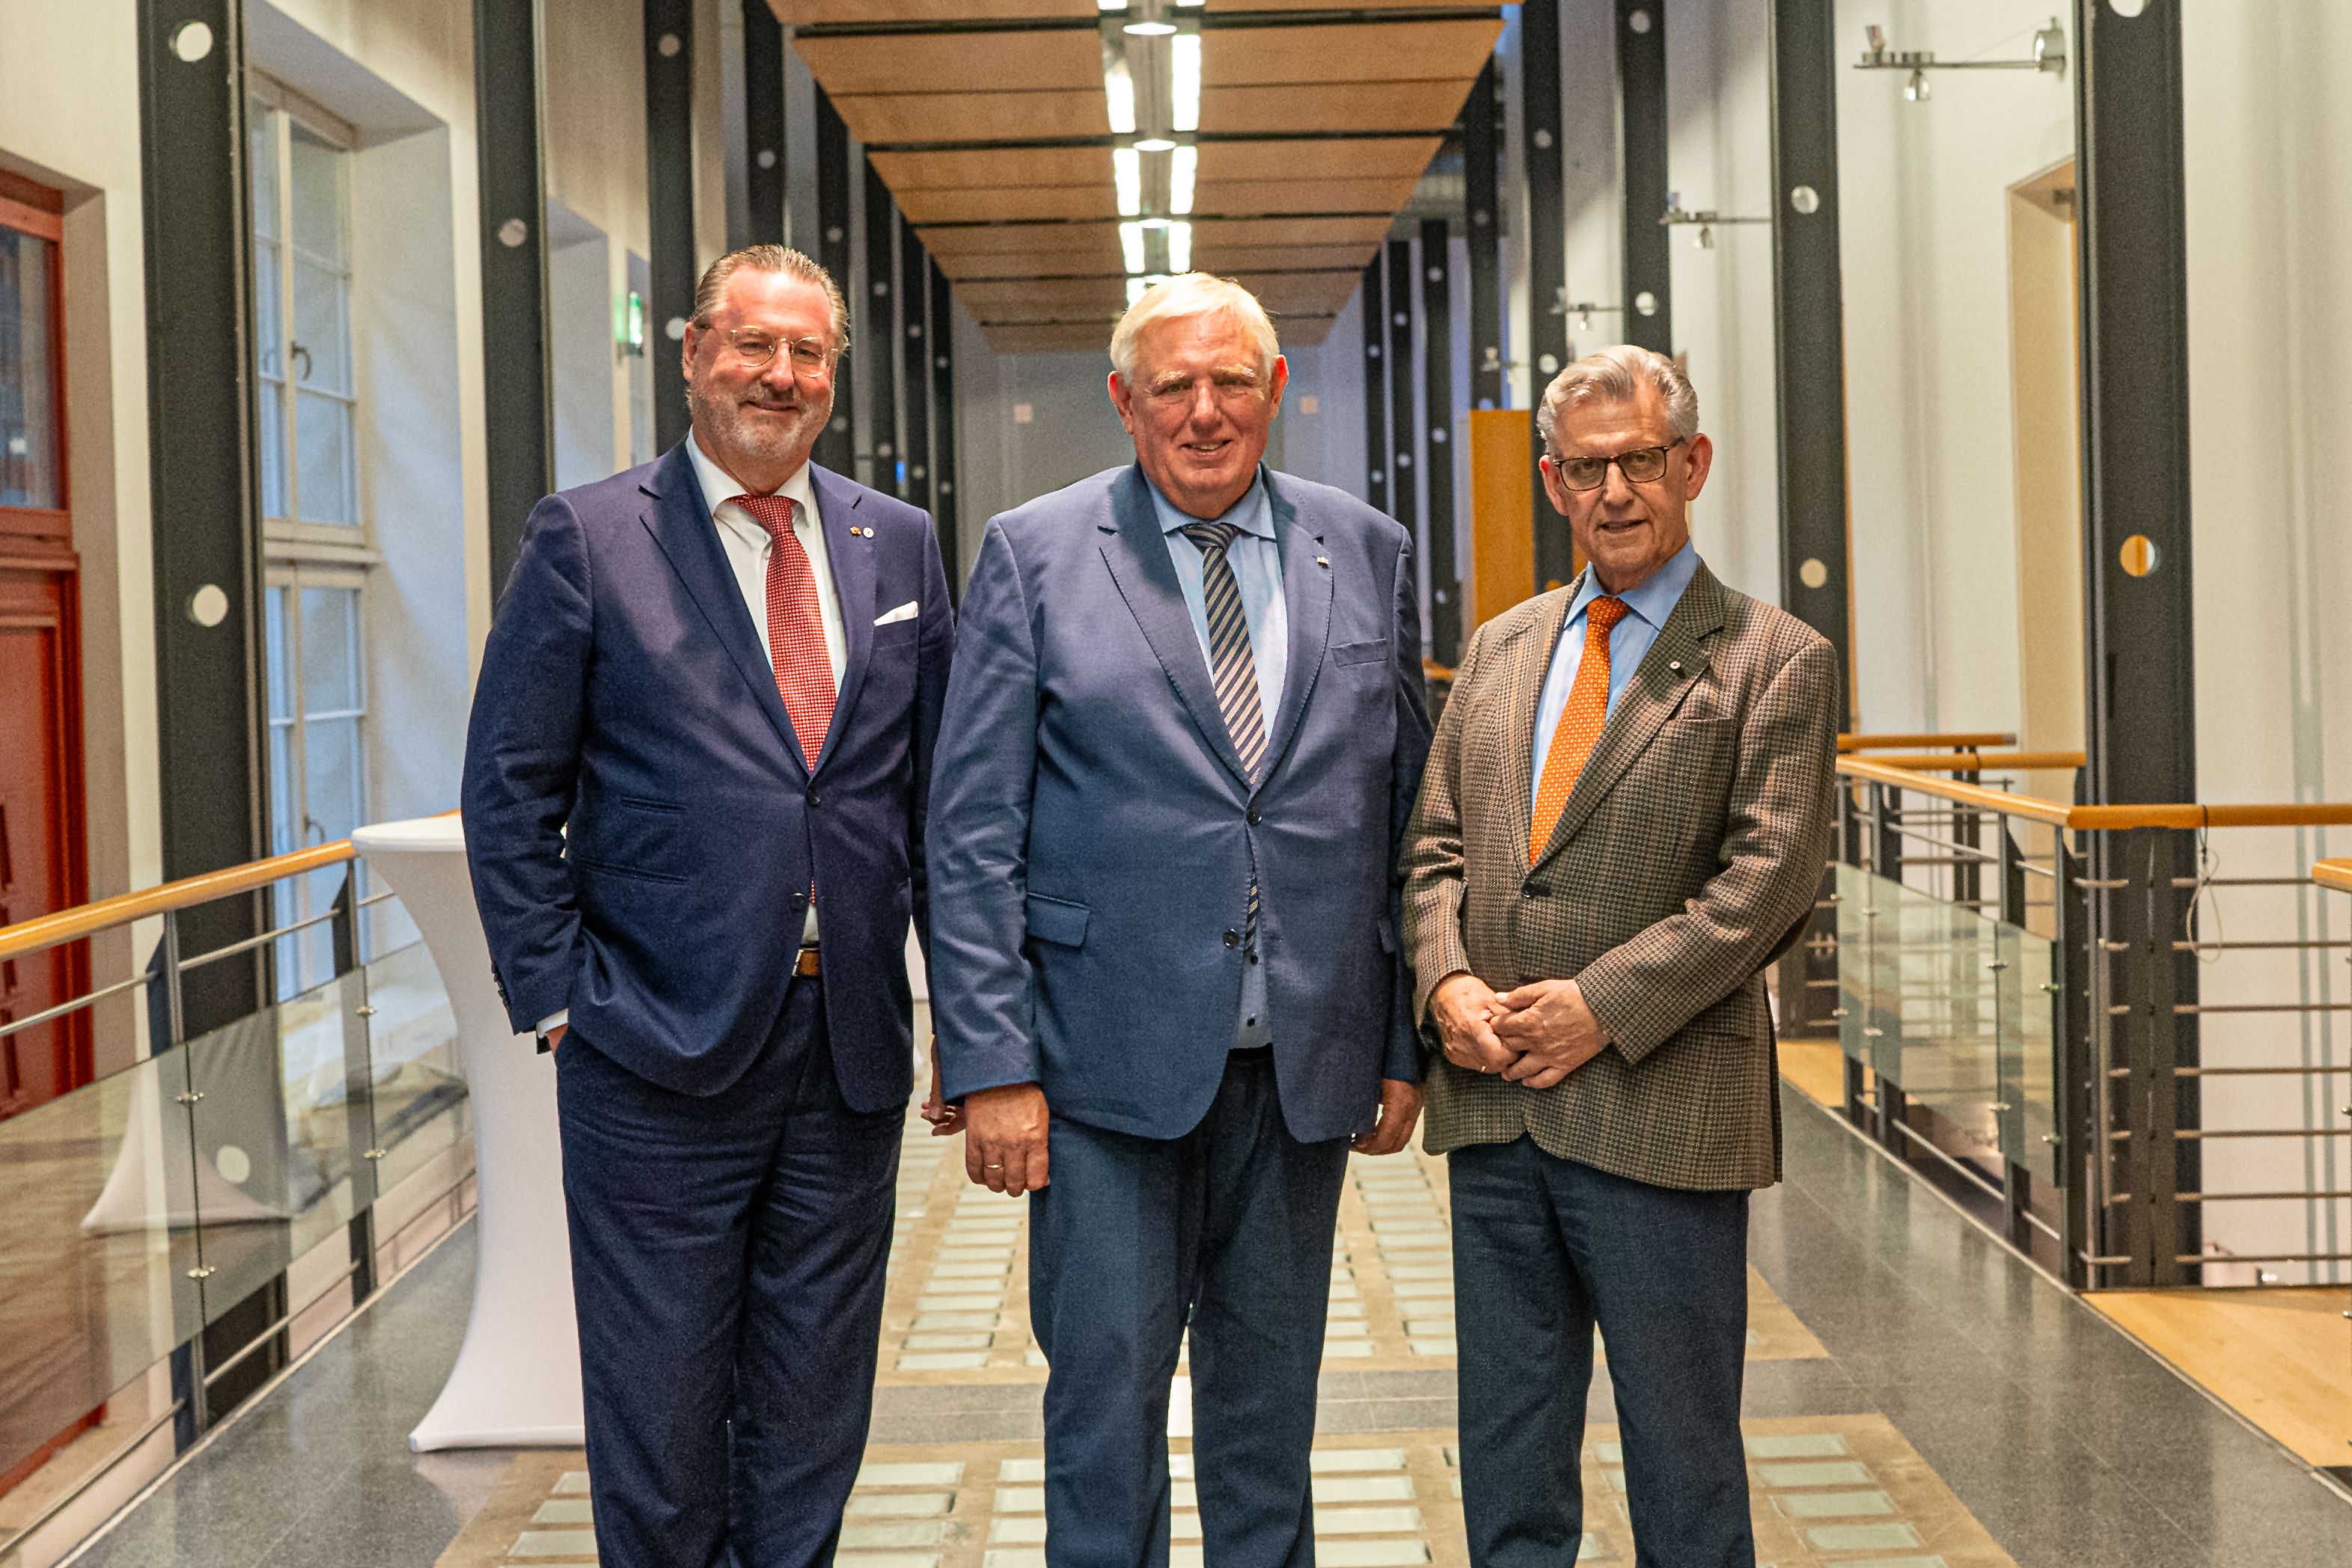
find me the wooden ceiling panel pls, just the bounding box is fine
[919,220,1124,258]
[1197,79,1473,135]
[1280,313,1339,346]
[834,89,1113,145]
[872,146,1113,192]
[1200,21,1501,88]
[1191,215,1391,248]
[796,31,1100,97]
[772,0,1091,22]
[1189,242,1381,275]
[933,247,1125,281]
[1231,270,1362,316]
[958,276,1131,316]
[1194,174,1423,217]
[896,186,1124,224]
[1196,137,1441,186]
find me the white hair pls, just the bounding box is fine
[1108,273,1280,382]
[1537,344,1699,455]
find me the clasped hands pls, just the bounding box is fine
[1429,972,1610,1090]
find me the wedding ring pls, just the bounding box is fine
[986,1163,1004,1169]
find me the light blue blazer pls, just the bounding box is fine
[929,464,1432,1143]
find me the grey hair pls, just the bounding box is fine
[691,244,851,355]
[1108,273,1280,382]
[1537,344,1699,456]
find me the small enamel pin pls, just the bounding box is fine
[1316,556,1330,567]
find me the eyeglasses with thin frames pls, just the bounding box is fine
[718,327,837,376]
[1551,437,1686,491]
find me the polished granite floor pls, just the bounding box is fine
[61,1088,2352,1568]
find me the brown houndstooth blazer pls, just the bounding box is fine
[1404,560,1838,1190]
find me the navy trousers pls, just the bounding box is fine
[556,976,902,1568]
[1028,1053,1351,1568]
[1450,1136,1753,1568]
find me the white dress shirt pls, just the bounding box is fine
[539,439,843,1037]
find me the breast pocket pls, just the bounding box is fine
[1332,639,1387,667]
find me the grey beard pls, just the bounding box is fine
[688,379,828,468]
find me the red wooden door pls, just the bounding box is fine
[0,174,90,1120]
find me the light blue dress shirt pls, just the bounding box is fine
[1148,469,1286,1050]
[1529,542,1703,819]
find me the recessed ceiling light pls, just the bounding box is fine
[1133,135,1177,153]
[1123,19,1176,35]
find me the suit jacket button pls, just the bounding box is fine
[805,786,820,807]
[1224,929,1240,948]
[1246,807,1262,827]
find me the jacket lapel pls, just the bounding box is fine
[1097,465,1253,791]
[810,465,877,776]
[1256,474,1333,790]
[638,445,807,771]
[1533,563,1727,869]
[1495,593,1560,868]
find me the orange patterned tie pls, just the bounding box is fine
[1529,595,1630,864]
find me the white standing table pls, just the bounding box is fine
[350,815,586,1451]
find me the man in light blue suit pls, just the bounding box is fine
[929,273,1432,1568]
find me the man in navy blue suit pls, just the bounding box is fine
[462,245,953,1568]
[929,274,1431,1568]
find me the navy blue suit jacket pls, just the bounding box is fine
[461,445,954,1106]
[930,465,1432,1145]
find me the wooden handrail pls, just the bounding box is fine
[2315,859,2352,896]
[1859,750,2086,773]
[0,838,358,963]
[1838,732,2015,753]
[1839,756,2075,827]
[1839,756,2352,833]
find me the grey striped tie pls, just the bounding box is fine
[1180,521,1268,783]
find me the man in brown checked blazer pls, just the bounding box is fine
[1404,346,1838,1568]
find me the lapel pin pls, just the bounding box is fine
[1669,660,1684,674]
[1316,556,1329,568]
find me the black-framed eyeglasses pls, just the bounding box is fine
[1552,437,1685,491]
[720,327,837,375]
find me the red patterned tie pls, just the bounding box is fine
[731,494,836,765]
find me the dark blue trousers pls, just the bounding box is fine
[556,976,902,1568]
[1028,1053,1351,1568]
[1450,1136,1753,1568]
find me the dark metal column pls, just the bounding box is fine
[474,0,555,597]
[813,88,854,474]
[135,0,266,1027]
[1616,0,1672,355]
[1359,260,1390,514]
[1384,240,1420,588]
[743,0,785,246]
[1419,218,1461,665]
[1462,56,1504,412]
[2074,0,2199,1287]
[928,257,962,594]
[1522,0,1573,592]
[646,0,696,453]
[899,217,933,518]
[1767,0,1854,1041]
[861,157,901,498]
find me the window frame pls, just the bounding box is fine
[248,73,366,555]
[0,176,68,541]
[263,560,372,997]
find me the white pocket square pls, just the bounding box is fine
[874,600,920,627]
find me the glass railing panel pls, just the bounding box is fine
[1884,875,2006,1157]
[2000,919,2062,1186]
[360,937,467,1198]
[0,1050,203,1483]
[1835,861,1882,1075]
[183,968,374,1327]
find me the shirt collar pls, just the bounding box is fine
[1146,466,1275,542]
[1568,540,1702,631]
[685,430,818,530]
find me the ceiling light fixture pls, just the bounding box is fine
[1102,0,1201,299]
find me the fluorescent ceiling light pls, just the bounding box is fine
[1105,61,1137,133]
[1170,144,1197,215]
[1123,19,1176,35]
[1167,221,1192,272]
[1097,0,1128,8]
[1171,34,1201,131]
[1133,135,1177,153]
[1114,147,1142,217]
[1120,221,1146,274]
[1137,215,1171,230]
[1127,275,1150,307]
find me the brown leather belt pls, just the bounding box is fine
[795,947,822,978]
